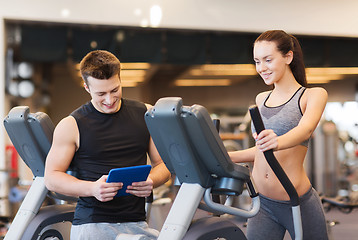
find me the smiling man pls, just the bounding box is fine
[44,50,170,240]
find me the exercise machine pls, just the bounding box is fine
[144,97,303,240]
[321,194,358,214]
[3,106,159,240]
[145,97,259,240]
[3,98,303,240]
[3,106,75,240]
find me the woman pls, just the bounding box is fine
[229,30,329,240]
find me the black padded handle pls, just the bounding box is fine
[213,119,220,132]
[249,106,299,206]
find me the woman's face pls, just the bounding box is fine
[253,40,292,85]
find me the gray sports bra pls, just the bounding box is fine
[251,87,309,147]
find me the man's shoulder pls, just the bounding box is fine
[54,115,78,135]
[70,102,92,119]
[123,98,146,110]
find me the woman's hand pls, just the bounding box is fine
[253,129,278,152]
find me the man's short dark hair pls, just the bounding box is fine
[80,50,121,86]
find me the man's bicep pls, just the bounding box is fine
[147,137,163,167]
[46,142,75,172]
[46,117,78,172]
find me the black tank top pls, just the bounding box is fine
[70,98,150,225]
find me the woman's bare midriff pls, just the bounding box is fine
[252,145,311,201]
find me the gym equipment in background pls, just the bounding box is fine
[3,106,75,240]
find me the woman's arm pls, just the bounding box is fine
[229,146,256,163]
[255,87,328,152]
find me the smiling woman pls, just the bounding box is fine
[229,30,329,240]
[253,40,294,86]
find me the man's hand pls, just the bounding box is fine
[93,175,123,202]
[126,177,154,197]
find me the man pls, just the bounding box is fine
[44,50,171,239]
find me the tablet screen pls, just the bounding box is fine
[106,165,152,197]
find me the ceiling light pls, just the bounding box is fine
[61,8,70,18]
[90,41,98,49]
[306,74,343,84]
[121,80,138,87]
[150,5,162,27]
[174,79,231,87]
[189,69,257,76]
[306,67,358,75]
[76,62,151,70]
[200,64,255,71]
[140,19,149,28]
[121,63,151,70]
[121,76,145,82]
[121,70,147,77]
[134,8,142,16]
[188,64,257,76]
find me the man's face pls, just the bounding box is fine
[85,74,122,114]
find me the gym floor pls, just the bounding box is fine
[324,208,358,240]
[148,201,358,240]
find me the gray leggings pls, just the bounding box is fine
[247,187,329,240]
